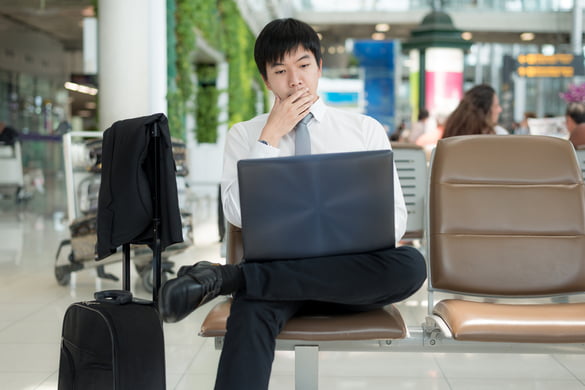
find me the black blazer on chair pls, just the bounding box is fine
[96,113,183,260]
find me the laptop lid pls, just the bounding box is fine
[237,149,395,261]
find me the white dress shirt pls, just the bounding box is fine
[220,98,407,242]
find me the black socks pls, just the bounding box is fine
[219,264,245,295]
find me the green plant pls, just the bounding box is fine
[218,0,264,128]
[167,0,197,140]
[169,0,267,143]
[195,64,219,143]
[166,0,183,139]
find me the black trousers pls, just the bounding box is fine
[214,245,426,390]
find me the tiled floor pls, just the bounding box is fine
[1,175,585,389]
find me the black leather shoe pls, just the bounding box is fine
[158,261,223,323]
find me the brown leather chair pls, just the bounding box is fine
[425,135,585,346]
[200,224,408,389]
[574,145,585,180]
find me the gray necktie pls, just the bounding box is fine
[294,113,313,155]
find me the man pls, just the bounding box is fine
[565,102,585,148]
[159,18,427,390]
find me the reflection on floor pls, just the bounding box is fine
[1,175,585,390]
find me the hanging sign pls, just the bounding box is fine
[516,53,584,78]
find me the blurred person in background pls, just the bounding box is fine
[565,102,585,148]
[0,121,19,146]
[415,113,445,147]
[442,84,502,139]
[407,108,437,143]
[515,111,537,135]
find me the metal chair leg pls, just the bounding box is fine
[295,345,319,390]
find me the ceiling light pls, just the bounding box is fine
[372,32,385,40]
[461,32,473,40]
[375,23,390,32]
[520,32,535,41]
[541,44,555,55]
[64,81,98,96]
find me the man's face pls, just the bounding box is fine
[262,46,322,101]
[566,115,577,132]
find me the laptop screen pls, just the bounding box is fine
[237,150,395,262]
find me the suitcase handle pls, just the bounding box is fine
[94,290,133,304]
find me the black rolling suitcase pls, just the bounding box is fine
[57,287,165,389]
[58,114,182,390]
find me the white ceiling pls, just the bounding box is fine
[0,0,577,54]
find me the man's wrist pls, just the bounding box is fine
[258,139,270,146]
[258,126,281,147]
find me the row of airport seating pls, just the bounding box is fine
[199,135,585,390]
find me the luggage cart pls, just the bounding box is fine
[54,131,193,291]
[0,141,25,201]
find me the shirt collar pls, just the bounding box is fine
[309,97,326,123]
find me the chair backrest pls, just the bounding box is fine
[428,135,585,296]
[574,146,585,180]
[391,143,427,239]
[226,223,244,265]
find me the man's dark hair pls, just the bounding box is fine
[566,102,585,125]
[254,18,322,80]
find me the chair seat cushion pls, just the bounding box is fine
[433,299,585,343]
[200,298,407,341]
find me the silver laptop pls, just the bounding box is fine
[237,150,395,261]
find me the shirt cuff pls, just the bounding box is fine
[251,139,280,158]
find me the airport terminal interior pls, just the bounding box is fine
[3,0,585,389]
